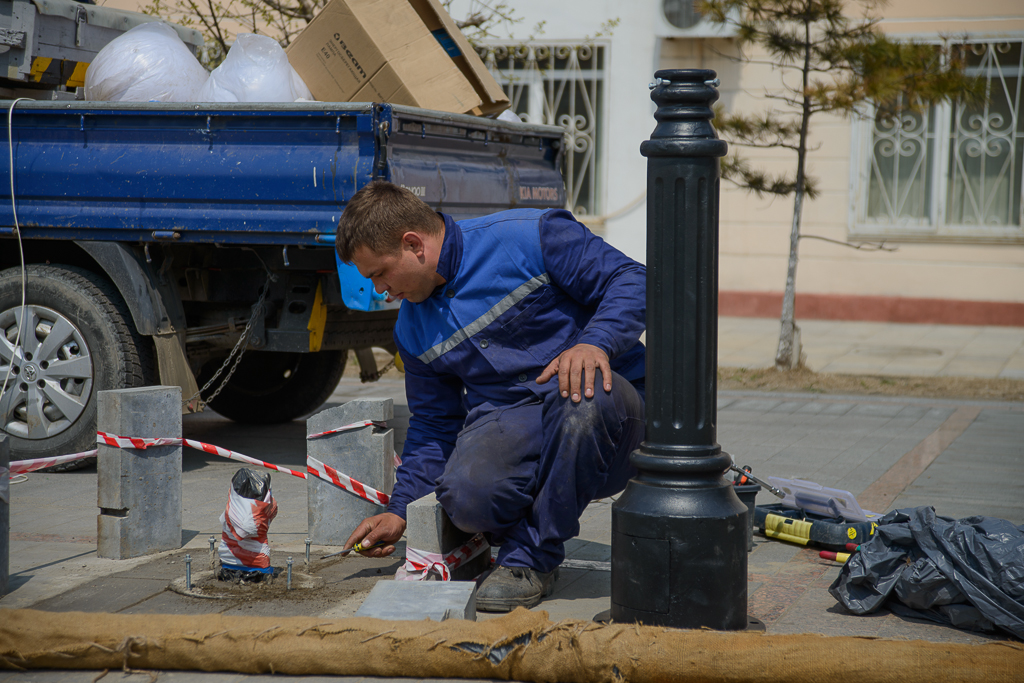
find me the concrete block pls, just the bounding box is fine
[0,435,8,597]
[355,580,477,621]
[97,386,182,560]
[406,492,491,581]
[392,403,411,458]
[307,398,394,545]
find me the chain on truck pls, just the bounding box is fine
[0,0,566,469]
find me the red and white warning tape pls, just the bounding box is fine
[10,449,98,475]
[96,432,309,480]
[307,455,389,507]
[307,420,385,440]
[398,533,488,581]
[308,419,402,468]
[7,425,390,510]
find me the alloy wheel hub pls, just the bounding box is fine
[0,304,94,439]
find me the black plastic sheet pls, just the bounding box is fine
[829,507,1024,639]
[231,467,270,500]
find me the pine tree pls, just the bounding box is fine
[702,0,983,369]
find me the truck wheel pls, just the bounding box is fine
[0,265,156,471]
[199,350,347,424]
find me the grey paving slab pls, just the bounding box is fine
[746,538,802,574]
[30,576,169,613]
[769,583,888,637]
[767,401,810,414]
[890,408,1024,524]
[791,431,862,450]
[819,402,857,416]
[726,398,784,412]
[563,538,612,562]
[874,614,1010,643]
[849,403,906,418]
[117,589,231,616]
[355,580,477,621]
[793,401,829,415]
[834,469,894,500]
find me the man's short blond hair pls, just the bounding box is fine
[335,181,442,262]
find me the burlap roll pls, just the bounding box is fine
[1,607,1021,682]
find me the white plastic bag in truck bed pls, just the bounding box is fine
[84,22,209,102]
[196,34,313,103]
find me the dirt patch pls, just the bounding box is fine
[342,348,1024,402]
[719,366,1024,402]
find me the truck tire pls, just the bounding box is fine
[0,264,156,470]
[199,350,347,424]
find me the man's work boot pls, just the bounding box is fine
[476,565,558,612]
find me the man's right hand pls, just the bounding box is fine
[343,512,407,558]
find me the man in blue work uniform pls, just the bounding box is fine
[336,181,646,611]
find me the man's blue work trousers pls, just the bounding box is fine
[435,371,645,574]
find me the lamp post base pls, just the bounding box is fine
[609,454,749,630]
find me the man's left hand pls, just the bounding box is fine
[536,343,611,402]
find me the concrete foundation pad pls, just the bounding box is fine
[355,580,477,621]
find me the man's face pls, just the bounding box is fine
[352,238,438,304]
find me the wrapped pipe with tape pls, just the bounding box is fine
[218,468,279,583]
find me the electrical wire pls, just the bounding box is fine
[1,97,33,435]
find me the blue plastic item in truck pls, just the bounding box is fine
[336,251,390,312]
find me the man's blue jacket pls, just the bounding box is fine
[388,208,646,519]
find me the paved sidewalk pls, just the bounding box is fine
[718,317,1024,379]
[3,322,1024,681]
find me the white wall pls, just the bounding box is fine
[447,0,667,264]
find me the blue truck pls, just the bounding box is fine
[0,98,566,467]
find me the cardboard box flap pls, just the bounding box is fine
[408,0,509,114]
[380,29,480,104]
[286,0,509,115]
[285,0,391,100]
[353,62,479,113]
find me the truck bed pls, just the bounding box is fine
[1,101,566,245]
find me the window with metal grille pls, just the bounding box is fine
[479,43,606,218]
[851,41,1024,241]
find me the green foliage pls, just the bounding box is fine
[721,155,819,200]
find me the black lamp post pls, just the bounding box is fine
[610,69,748,630]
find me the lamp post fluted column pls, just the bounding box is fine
[610,69,748,630]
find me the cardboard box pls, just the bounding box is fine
[285,0,508,115]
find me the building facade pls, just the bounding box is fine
[460,0,1024,325]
